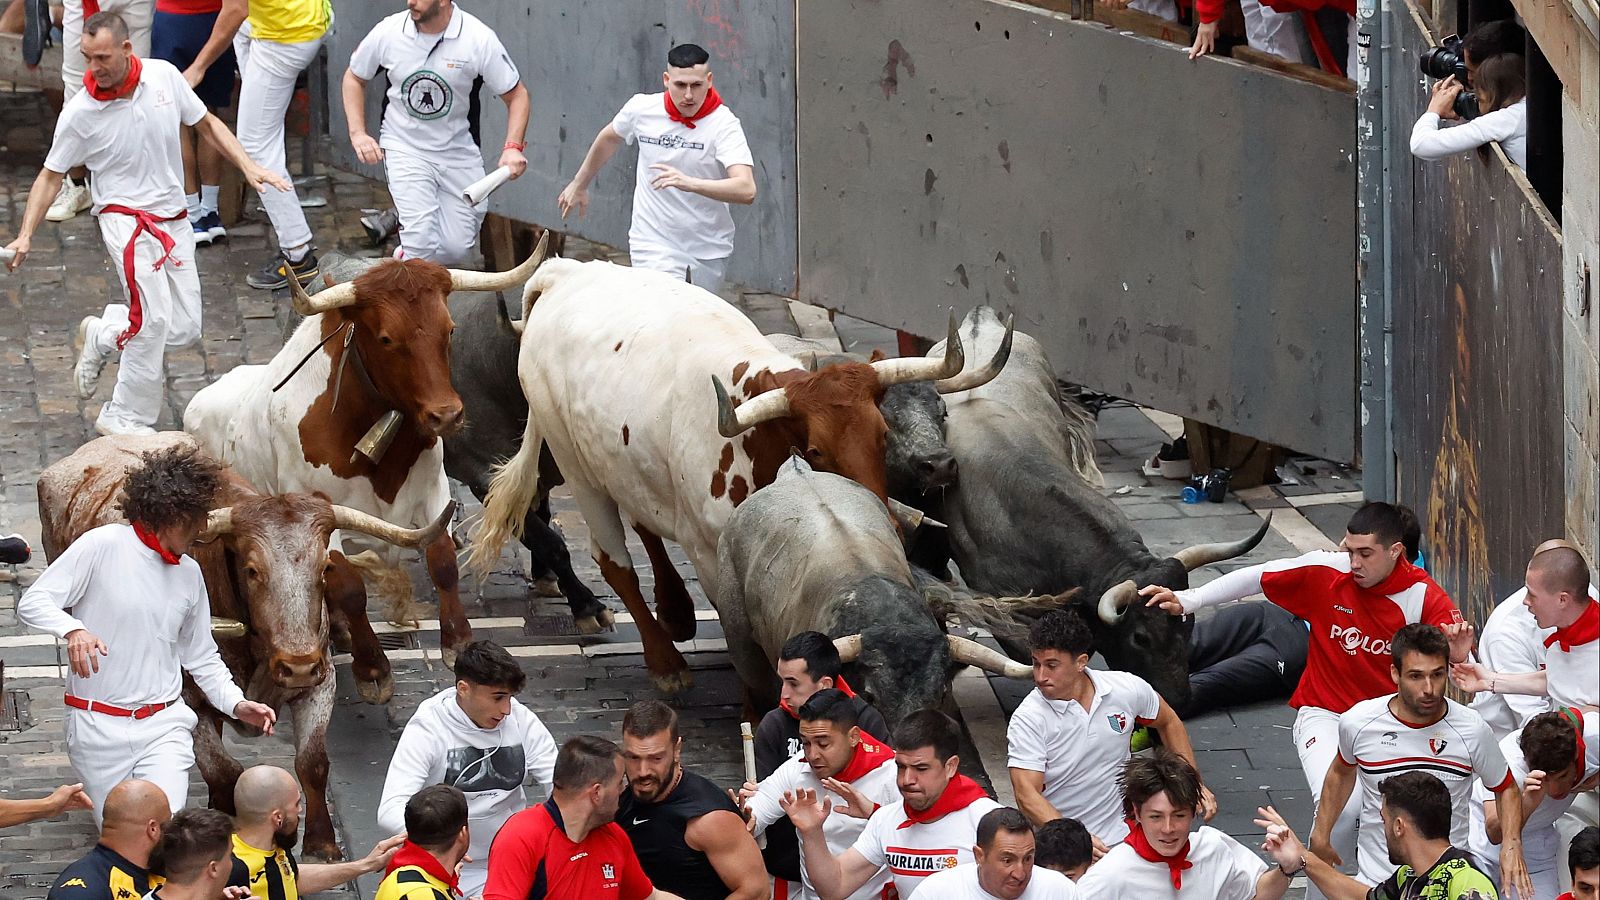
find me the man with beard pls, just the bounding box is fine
[741,689,900,899]
[915,807,1077,900]
[46,780,169,900]
[618,701,766,900]
[1310,623,1530,897]
[226,765,404,897]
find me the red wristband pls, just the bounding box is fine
[504,141,526,152]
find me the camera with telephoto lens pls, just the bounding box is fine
[1419,34,1480,120]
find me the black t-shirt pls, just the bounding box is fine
[47,845,153,900]
[618,768,740,900]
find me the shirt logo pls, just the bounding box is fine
[1381,731,1399,746]
[885,848,961,875]
[1107,713,1128,734]
[60,878,87,889]
[632,816,650,825]
[602,863,615,880]
[1329,623,1390,657]
[1304,736,1317,749]
[1429,738,1449,755]
[401,70,452,120]
[640,134,706,151]
[1333,605,1355,614]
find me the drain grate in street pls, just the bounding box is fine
[0,689,33,732]
[377,632,412,651]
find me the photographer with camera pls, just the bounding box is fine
[1410,52,1526,167]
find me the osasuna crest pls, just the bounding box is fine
[1429,738,1449,755]
[1107,713,1128,733]
[602,863,616,880]
[401,70,452,120]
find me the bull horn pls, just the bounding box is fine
[446,231,549,292]
[1171,514,1273,572]
[287,262,358,316]
[870,313,966,387]
[200,507,235,539]
[887,498,946,530]
[211,617,248,639]
[332,500,458,549]
[1097,579,1140,625]
[935,314,1013,393]
[946,635,1033,679]
[713,375,791,438]
[833,634,862,662]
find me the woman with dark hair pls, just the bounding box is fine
[1410,52,1528,167]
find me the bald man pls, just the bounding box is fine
[47,780,169,900]
[227,766,403,898]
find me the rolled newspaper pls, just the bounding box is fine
[463,165,514,206]
[741,721,767,848]
[0,247,16,263]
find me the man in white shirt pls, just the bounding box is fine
[1075,752,1291,900]
[557,42,756,294]
[342,0,529,265]
[378,640,557,897]
[1311,622,1530,896]
[3,11,286,437]
[1033,819,1094,882]
[915,807,1077,899]
[16,444,276,819]
[742,688,900,900]
[1472,583,1556,740]
[1471,709,1600,898]
[783,709,1002,898]
[1007,609,1216,856]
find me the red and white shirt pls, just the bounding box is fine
[1074,827,1267,900]
[915,863,1078,899]
[1544,600,1599,710]
[482,800,653,900]
[1006,669,1161,845]
[850,794,1002,898]
[1177,550,1462,713]
[1338,695,1513,884]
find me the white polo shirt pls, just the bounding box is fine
[1469,712,1600,876]
[1472,588,1554,738]
[44,57,206,215]
[850,795,1002,898]
[915,863,1078,899]
[1544,601,1599,710]
[610,93,753,261]
[1338,695,1513,884]
[1074,827,1267,900]
[1007,669,1161,845]
[348,7,520,157]
[746,752,900,900]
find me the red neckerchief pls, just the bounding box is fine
[386,840,460,894]
[132,522,181,565]
[98,205,187,349]
[834,731,895,783]
[896,774,988,829]
[780,676,860,720]
[84,53,141,102]
[1544,601,1599,651]
[1124,819,1193,890]
[664,85,722,128]
[1558,707,1588,776]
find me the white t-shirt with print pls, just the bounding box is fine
[44,57,206,214]
[1007,669,1161,845]
[348,7,520,156]
[1470,711,1600,875]
[915,863,1078,899]
[746,751,900,900]
[1074,827,1267,900]
[1544,618,1599,710]
[609,92,753,261]
[850,795,1002,898]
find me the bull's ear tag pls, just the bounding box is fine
[351,410,404,466]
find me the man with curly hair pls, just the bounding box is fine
[19,444,276,821]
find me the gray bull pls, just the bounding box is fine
[716,457,1031,728]
[922,307,1269,708]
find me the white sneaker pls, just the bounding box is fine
[74,315,110,399]
[46,177,91,222]
[94,412,156,437]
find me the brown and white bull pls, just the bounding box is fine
[183,251,540,668]
[37,433,451,859]
[468,260,1009,692]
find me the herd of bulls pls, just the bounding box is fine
[34,239,1267,859]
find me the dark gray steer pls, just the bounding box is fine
[716,457,1031,729]
[924,307,1269,708]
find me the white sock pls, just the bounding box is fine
[200,184,220,217]
[186,192,202,220]
[285,244,310,264]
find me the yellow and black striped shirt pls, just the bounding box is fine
[47,844,159,900]
[227,834,300,900]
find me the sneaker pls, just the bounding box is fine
[0,533,31,566]
[247,251,319,291]
[22,0,51,67]
[46,177,91,222]
[192,211,225,246]
[94,412,156,437]
[74,315,109,399]
[360,208,399,247]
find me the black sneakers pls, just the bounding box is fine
[248,251,320,291]
[360,208,399,247]
[1,533,31,566]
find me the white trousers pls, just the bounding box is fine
[62,0,153,102]
[1241,0,1307,63]
[66,701,198,824]
[629,244,729,296]
[92,214,202,430]
[1555,791,1599,891]
[385,146,485,266]
[1294,706,1364,898]
[233,23,322,252]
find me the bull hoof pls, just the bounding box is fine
[441,645,458,669]
[660,608,697,643]
[357,673,395,705]
[302,838,343,863]
[533,574,564,598]
[651,668,694,695]
[574,606,616,635]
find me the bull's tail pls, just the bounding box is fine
[342,549,422,627]
[520,256,580,323]
[1058,394,1104,488]
[465,413,544,576]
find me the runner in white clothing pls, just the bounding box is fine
[15,444,276,819]
[740,689,900,900]
[1075,752,1290,900]
[343,0,529,265]
[1472,583,1559,740]
[2,12,287,437]
[558,42,756,294]
[1007,609,1216,855]
[914,808,1078,900]
[1311,623,1530,895]
[782,709,1002,899]
[377,641,557,897]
